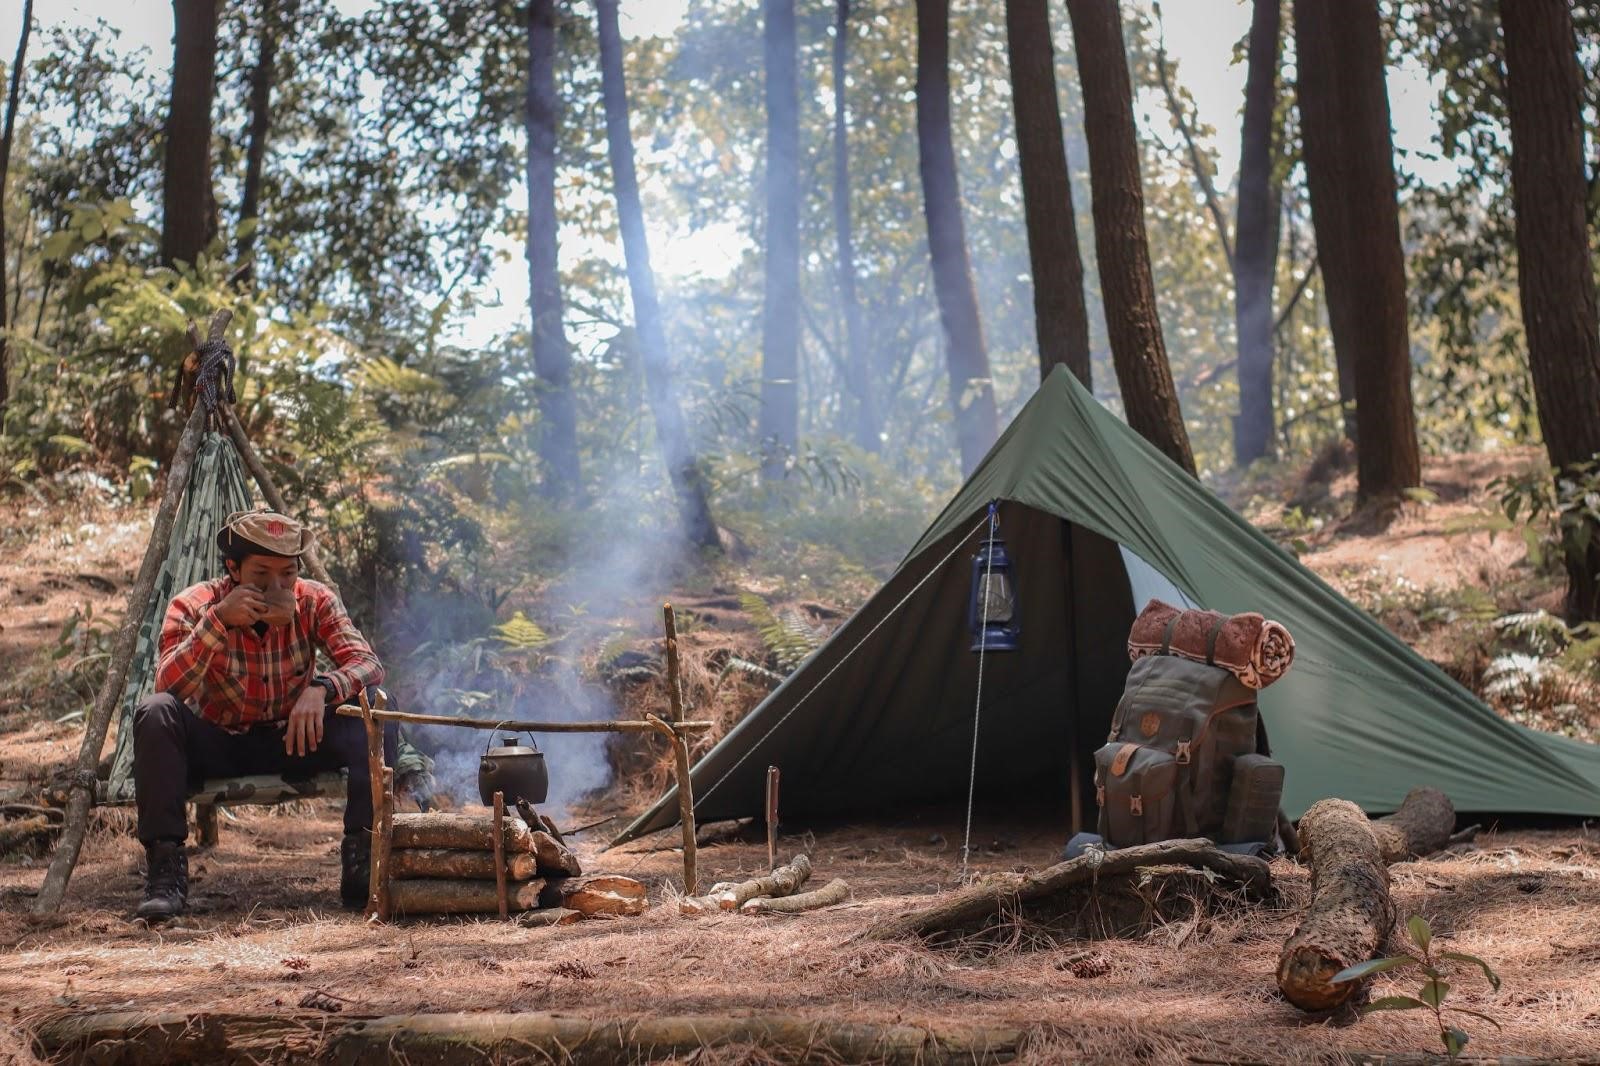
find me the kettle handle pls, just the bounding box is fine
[483,726,541,755]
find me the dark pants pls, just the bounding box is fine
[133,691,398,844]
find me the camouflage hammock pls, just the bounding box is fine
[102,432,432,805]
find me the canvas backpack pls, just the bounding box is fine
[1094,626,1282,848]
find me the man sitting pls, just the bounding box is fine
[133,507,394,919]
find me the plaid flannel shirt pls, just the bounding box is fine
[154,576,385,731]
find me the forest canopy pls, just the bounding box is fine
[1,0,1598,631]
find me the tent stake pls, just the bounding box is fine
[34,312,232,913]
[765,766,780,870]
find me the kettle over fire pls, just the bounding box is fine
[478,733,549,807]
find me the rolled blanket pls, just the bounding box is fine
[1127,599,1295,690]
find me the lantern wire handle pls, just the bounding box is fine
[961,500,1000,880]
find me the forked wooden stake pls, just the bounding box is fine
[645,712,697,895]
[659,603,698,895]
[491,791,509,919]
[360,689,385,920]
[376,768,394,922]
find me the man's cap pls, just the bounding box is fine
[216,507,314,558]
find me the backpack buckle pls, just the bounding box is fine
[1130,795,1144,816]
[1176,740,1192,765]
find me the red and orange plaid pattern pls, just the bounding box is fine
[155,577,384,731]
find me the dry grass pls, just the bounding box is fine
[4,805,1600,1061]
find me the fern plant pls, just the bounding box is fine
[493,611,550,651]
[737,592,825,674]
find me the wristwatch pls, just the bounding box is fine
[310,676,339,706]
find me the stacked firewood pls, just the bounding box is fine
[385,804,646,921]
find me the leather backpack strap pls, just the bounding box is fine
[1160,613,1181,656]
[1204,616,1227,666]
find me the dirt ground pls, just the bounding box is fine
[3,808,1600,1062]
[5,455,1600,1063]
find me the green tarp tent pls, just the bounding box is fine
[618,367,1600,842]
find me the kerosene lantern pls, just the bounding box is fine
[967,502,1020,652]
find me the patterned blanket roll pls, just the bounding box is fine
[1126,598,1296,690]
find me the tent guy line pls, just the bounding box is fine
[961,502,1002,880]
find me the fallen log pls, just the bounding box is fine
[390,877,545,916]
[33,1009,1025,1065]
[390,848,539,882]
[1370,787,1455,863]
[530,830,583,877]
[742,878,850,914]
[540,875,648,917]
[1276,798,1396,1011]
[862,839,1271,942]
[391,812,535,853]
[681,854,812,914]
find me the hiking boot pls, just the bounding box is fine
[340,833,370,909]
[136,840,188,921]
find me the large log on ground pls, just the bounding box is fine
[1277,798,1396,1011]
[391,877,546,916]
[1369,787,1454,863]
[862,839,1271,942]
[540,875,648,917]
[530,830,582,876]
[33,1009,1025,1065]
[742,878,851,914]
[391,812,534,853]
[390,848,539,881]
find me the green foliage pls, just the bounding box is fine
[493,611,550,651]
[1332,915,1501,1060]
[737,591,825,674]
[1491,459,1600,576]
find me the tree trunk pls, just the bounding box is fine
[1232,0,1282,466]
[1005,0,1092,388]
[915,0,1000,475]
[1293,0,1420,502]
[595,0,719,550]
[527,0,581,499]
[1276,798,1395,1012]
[1063,0,1195,475]
[832,0,877,451]
[759,0,801,479]
[0,0,32,420]
[235,0,279,283]
[162,0,220,269]
[1499,0,1600,622]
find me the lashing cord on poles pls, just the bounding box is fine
[961,501,998,882]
